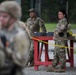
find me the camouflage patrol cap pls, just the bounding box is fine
[0,1,21,19]
[29,8,36,12]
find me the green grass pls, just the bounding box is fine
[74,51,76,54]
[45,23,76,32]
[45,23,56,32]
[71,24,76,29]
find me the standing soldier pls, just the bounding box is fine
[47,9,68,72]
[0,1,30,75]
[26,8,47,66]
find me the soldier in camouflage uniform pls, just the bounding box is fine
[0,1,30,75]
[26,8,47,66]
[47,9,68,72]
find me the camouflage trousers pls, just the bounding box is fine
[52,40,67,68]
[28,39,40,65]
[0,50,5,68]
[0,50,24,75]
[28,39,34,64]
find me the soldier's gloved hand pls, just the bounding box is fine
[0,35,9,47]
[58,32,64,37]
[0,35,7,47]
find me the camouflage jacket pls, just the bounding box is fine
[16,21,31,37]
[26,17,47,36]
[53,18,68,40]
[0,22,30,67]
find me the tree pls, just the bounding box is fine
[21,0,76,23]
[21,0,30,22]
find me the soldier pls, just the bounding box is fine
[47,9,68,72]
[0,1,30,75]
[26,8,47,66]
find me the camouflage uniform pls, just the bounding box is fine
[53,18,68,69]
[0,1,30,75]
[0,24,30,74]
[16,21,30,36]
[26,9,47,66]
[26,17,46,36]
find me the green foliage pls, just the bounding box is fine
[21,0,30,22]
[0,0,5,3]
[41,0,76,23]
[21,0,76,23]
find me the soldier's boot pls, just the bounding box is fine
[54,68,65,72]
[46,66,56,72]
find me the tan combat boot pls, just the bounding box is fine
[46,66,56,72]
[54,68,65,72]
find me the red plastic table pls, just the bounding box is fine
[32,36,74,70]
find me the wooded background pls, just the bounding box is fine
[0,0,76,23]
[21,0,76,23]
